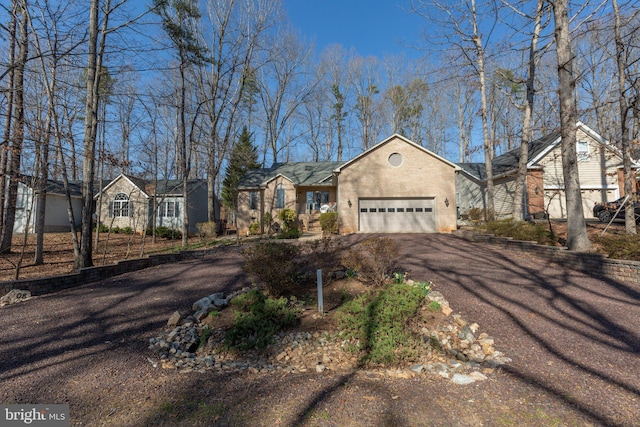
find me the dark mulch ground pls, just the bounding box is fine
[1,234,639,426]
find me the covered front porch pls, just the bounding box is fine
[294,186,337,231]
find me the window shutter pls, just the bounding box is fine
[108,201,113,218]
[129,201,134,217]
[175,202,180,218]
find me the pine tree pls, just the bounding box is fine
[222,127,260,212]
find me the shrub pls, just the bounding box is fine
[111,226,121,234]
[319,212,338,235]
[97,223,109,233]
[278,208,297,231]
[196,222,217,238]
[249,222,260,235]
[262,212,273,234]
[154,226,182,240]
[479,219,556,245]
[122,226,134,235]
[298,237,343,286]
[593,234,640,261]
[242,241,300,296]
[336,284,427,366]
[467,207,484,222]
[278,227,300,239]
[225,290,300,350]
[341,237,399,287]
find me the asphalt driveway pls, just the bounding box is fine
[0,235,638,426]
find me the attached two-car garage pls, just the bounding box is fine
[359,198,436,233]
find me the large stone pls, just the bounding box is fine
[192,297,212,312]
[1,289,32,307]
[167,311,182,327]
[451,374,475,385]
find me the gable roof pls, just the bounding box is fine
[238,161,345,189]
[334,134,460,173]
[456,122,630,180]
[96,174,207,199]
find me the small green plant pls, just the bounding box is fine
[393,272,407,284]
[198,325,213,349]
[97,223,109,233]
[122,226,134,235]
[249,222,260,235]
[319,212,338,235]
[225,290,300,350]
[427,300,442,312]
[336,283,427,366]
[208,310,220,318]
[278,208,297,231]
[278,227,300,239]
[345,268,357,278]
[415,281,432,295]
[153,226,182,240]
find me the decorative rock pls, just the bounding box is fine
[1,289,32,307]
[469,371,488,381]
[441,305,453,316]
[451,374,475,385]
[410,364,424,373]
[167,311,182,327]
[147,286,510,382]
[192,297,211,312]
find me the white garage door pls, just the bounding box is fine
[359,198,436,233]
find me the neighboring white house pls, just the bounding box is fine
[10,176,83,233]
[456,122,639,220]
[94,174,214,235]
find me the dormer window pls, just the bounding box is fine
[577,140,590,161]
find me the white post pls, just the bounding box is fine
[317,269,323,314]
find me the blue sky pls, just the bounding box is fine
[283,0,425,58]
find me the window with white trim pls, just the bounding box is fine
[577,140,590,161]
[275,184,285,209]
[158,201,180,218]
[111,193,132,217]
[249,191,259,210]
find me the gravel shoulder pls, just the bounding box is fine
[1,235,639,426]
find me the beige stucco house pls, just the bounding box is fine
[95,174,212,234]
[236,134,460,235]
[457,122,639,220]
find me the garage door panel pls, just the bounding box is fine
[359,198,435,233]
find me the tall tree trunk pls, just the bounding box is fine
[552,0,591,251]
[613,0,636,234]
[0,0,28,253]
[78,0,101,269]
[0,0,17,235]
[513,0,543,220]
[472,0,494,221]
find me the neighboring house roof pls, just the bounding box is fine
[334,134,460,173]
[238,161,345,189]
[456,122,633,180]
[95,173,207,199]
[17,175,84,198]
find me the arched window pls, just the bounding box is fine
[110,193,132,217]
